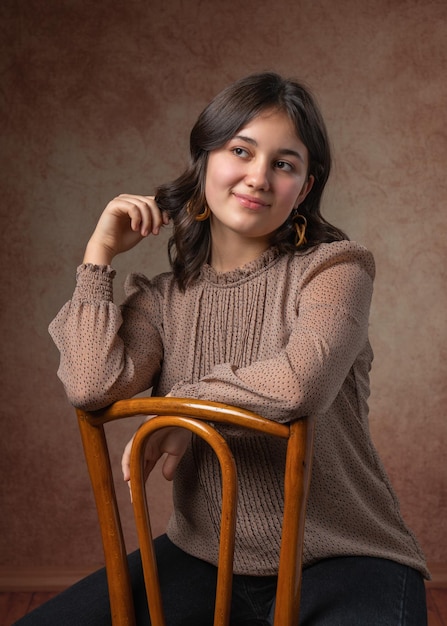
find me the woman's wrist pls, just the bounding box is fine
[83,239,115,266]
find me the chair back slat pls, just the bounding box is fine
[131,416,238,626]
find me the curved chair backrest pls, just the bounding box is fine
[76,397,314,626]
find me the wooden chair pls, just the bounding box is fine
[76,397,315,626]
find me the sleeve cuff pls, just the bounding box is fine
[73,263,116,302]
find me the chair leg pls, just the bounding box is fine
[77,412,136,626]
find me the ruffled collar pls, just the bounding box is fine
[200,247,282,286]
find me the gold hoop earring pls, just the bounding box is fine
[195,204,211,221]
[293,213,307,247]
[186,199,211,222]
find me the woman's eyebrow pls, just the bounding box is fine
[233,135,305,163]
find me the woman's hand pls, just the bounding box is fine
[83,194,170,265]
[121,417,192,500]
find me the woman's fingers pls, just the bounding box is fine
[121,423,191,502]
[121,436,134,482]
[85,194,170,265]
[162,451,184,482]
[115,194,167,236]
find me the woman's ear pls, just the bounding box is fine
[295,175,315,207]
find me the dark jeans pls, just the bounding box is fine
[14,535,427,625]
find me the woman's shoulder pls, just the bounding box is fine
[289,240,375,279]
[123,269,177,298]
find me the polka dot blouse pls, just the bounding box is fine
[49,241,428,578]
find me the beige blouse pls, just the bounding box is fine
[49,241,429,577]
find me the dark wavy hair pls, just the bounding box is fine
[155,72,347,290]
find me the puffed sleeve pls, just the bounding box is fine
[49,264,164,410]
[170,242,375,422]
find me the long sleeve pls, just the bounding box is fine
[49,264,164,410]
[170,243,375,422]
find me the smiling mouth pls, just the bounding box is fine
[233,193,270,210]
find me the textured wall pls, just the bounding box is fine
[1,0,446,576]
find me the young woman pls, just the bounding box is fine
[18,72,428,625]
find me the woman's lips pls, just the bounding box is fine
[233,193,270,210]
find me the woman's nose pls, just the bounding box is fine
[245,159,270,190]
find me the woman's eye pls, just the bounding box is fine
[275,160,293,172]
[232,147,249,158]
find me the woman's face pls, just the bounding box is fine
[204,108,314,248]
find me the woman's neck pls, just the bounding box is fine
[209,230,269,273]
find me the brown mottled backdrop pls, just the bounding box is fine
[1,0,446,585]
